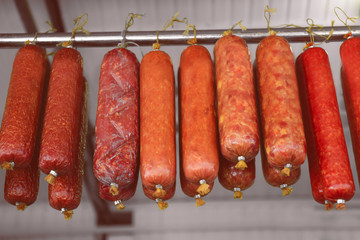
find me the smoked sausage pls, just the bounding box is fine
[179,45,219,196]
[143,184,175,210]
[296,47,355,209]
[214,33,259,169]
[218,157,255,199]
[39,48,84,184]
[340,37,360,186]
[48,79,87,220]
[255,35,306,175]
[99,181,137,210]
[140,50,176,198]
[93,47,140,196]
[261,143,301,196]
[0,44,46,169]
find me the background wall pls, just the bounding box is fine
[0,0,360,239]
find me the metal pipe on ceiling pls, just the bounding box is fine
[0,26,357,48]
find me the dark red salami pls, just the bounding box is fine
[99,181,137,210]
[93,47,140,196]
[0,44,46,169]
[48,79,87,220]
[39,48,84,184]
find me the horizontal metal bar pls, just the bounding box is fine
[0,26,358,48]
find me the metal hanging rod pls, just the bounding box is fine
[0,26,358,48]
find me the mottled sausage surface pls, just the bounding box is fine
[256,36,306,171]
[218,157,255,198]
[214,34,259,163]
[93,48,140,190]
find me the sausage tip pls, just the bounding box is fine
[152,187,166,198]
[233,190,243,199]
[61,209,73,220]
[195,195,206,207]
[156,199,168,210]
[114,200,126,210]
[44,173,56,185]
[1,161,14,170]
[197,181,210,196]
[235,158,248,170]
[109,184,119,196]
[16,202,27,211]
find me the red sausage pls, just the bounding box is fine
[99,181,137,210]
[93,47,140,196]
[4,142,40,211]
[39,48,84,184]
[179,45,219,196]
[48,79,87,220]
[214,34,259,169]
[340,37,360,186]
[256,36,306,175]
[140,50,176,198]
[180,165,214,207]
[143,184,175,210]
[0,44,46,169]
[218,157,255,199]
[296,47,355,209]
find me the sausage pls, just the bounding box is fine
[296,47,355,209]
[140,50,176,198]
[179,44,219,196]
[143,184,175,210]
[39,48,84,184]
[99,181,137,210]
[214,34,259,169]
[48,78,87,220]
[261,145,300,196]
[340,37,360,186]
[218,157,255,199]
[0,44,47,169]
[180,165,214,207]
[93,47,140,196]
[255,35,306,175]
[4,141,40,211]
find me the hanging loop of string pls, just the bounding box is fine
[264,5,277,36]
[152,30,161,50]
[303,18,334,50]
[163,12,197,45]
[334,7,358,39]
[119,13,144,48]
[25,32,38,45]
[223,20,247,36]
[58,13,90,48]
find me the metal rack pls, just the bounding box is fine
[0,26,358,48]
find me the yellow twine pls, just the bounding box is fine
[162,12,197,44]
[223,20,247,36]
[152,30,161,50]
[119,13,144,48]
[25,32,38,45]
[334,7,358,38]
[58,13,90,48]
[45,20,57,33]
[264,5,277,36]
[303,19,334,50]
